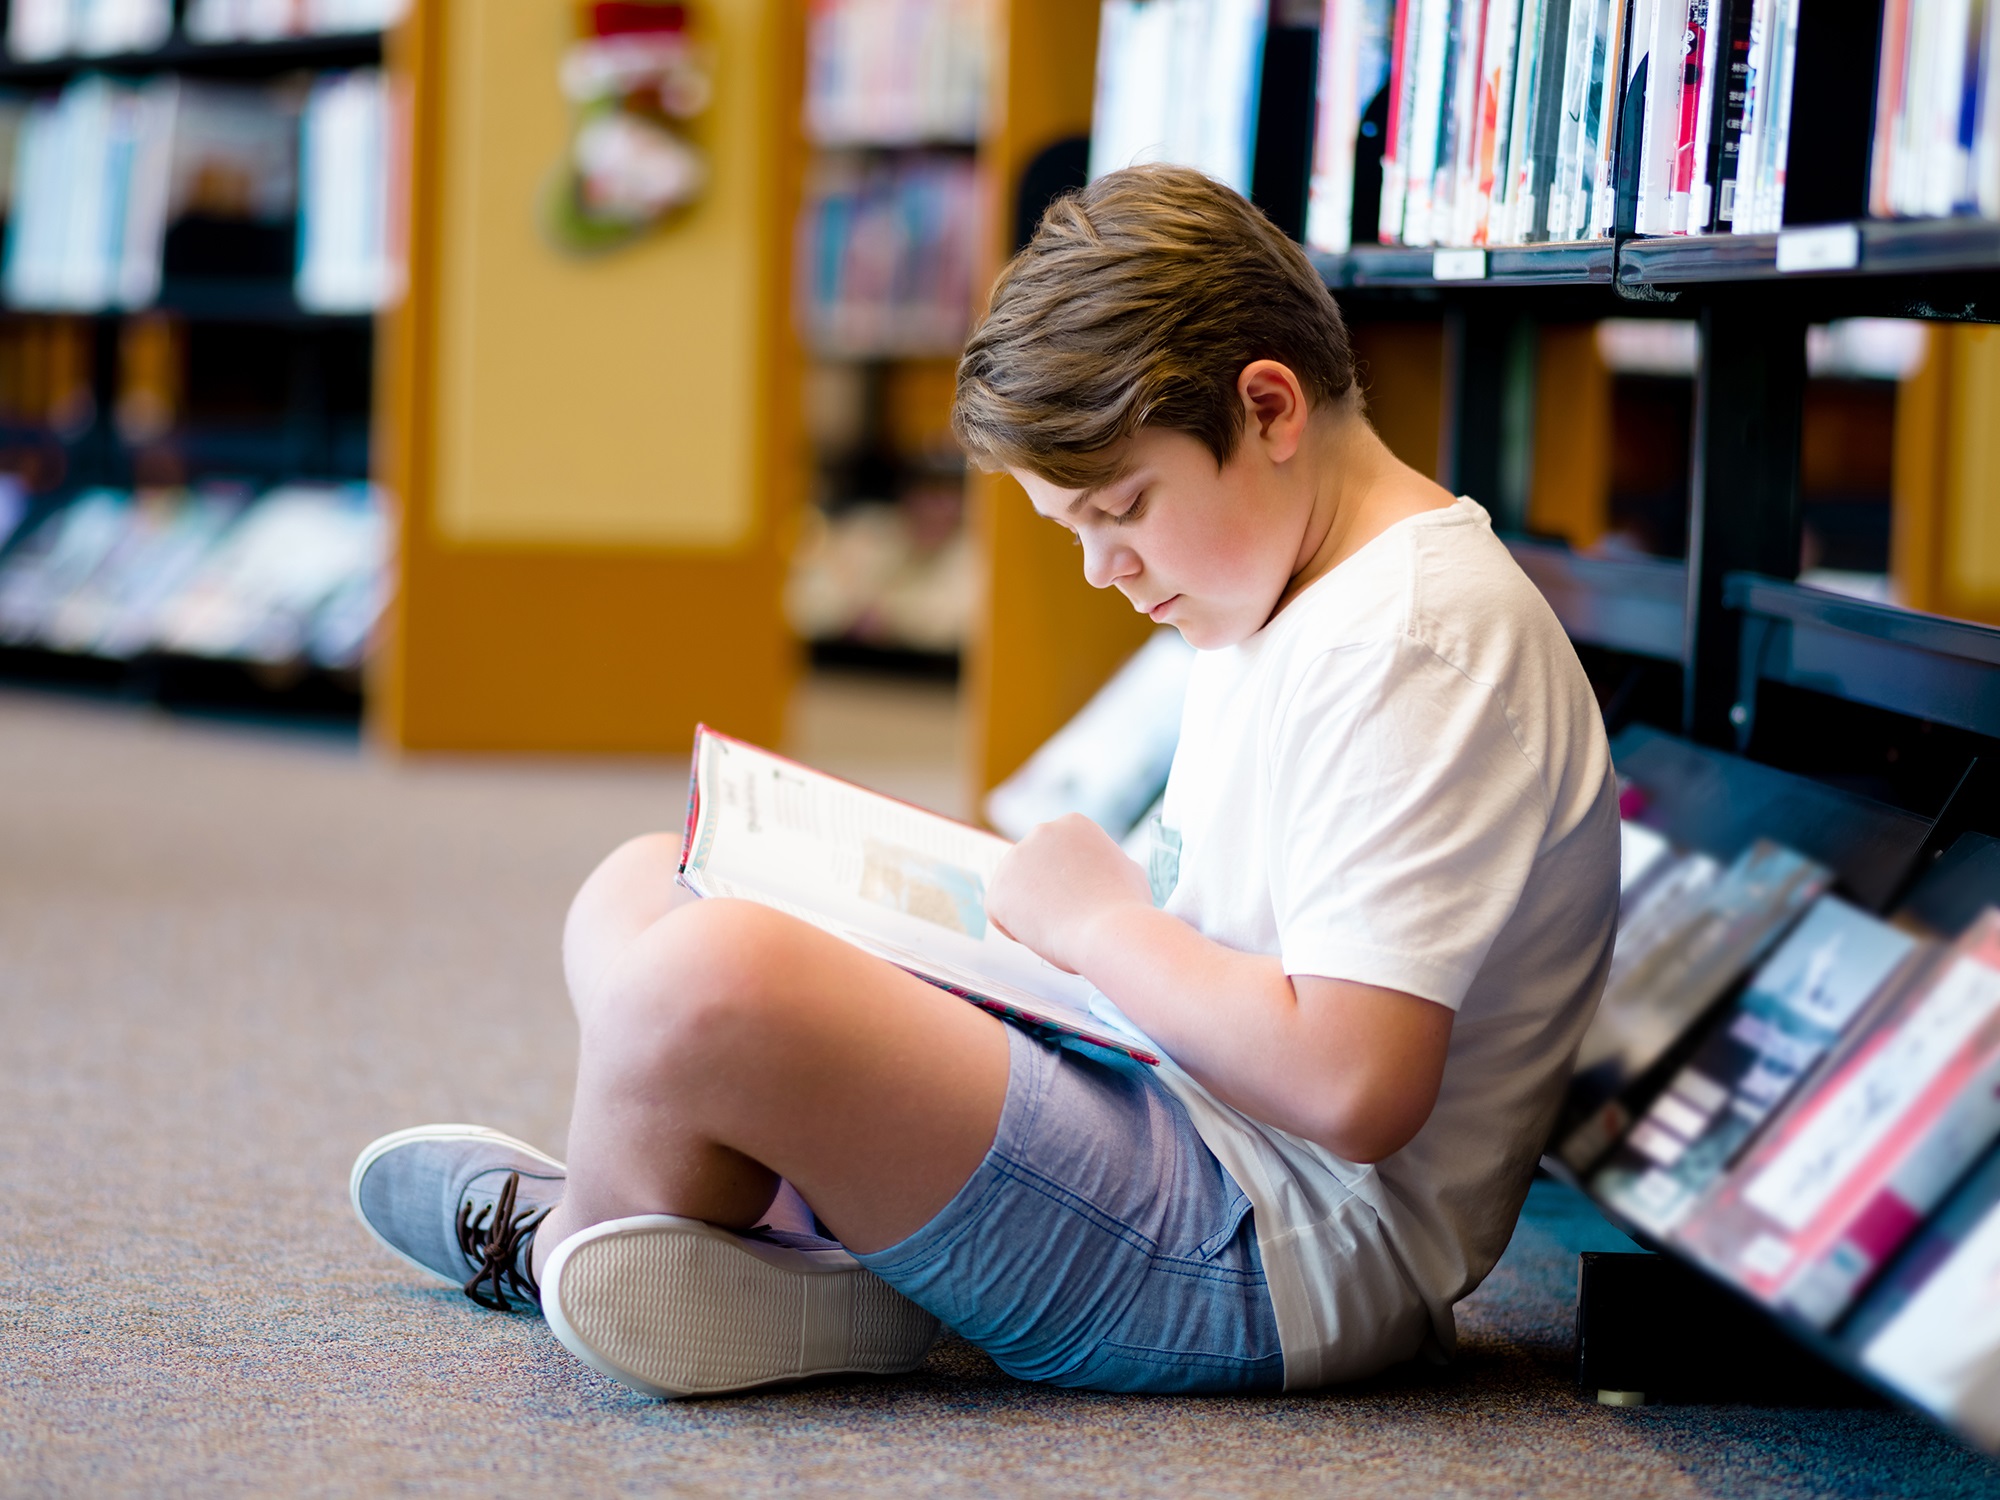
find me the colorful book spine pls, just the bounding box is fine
[1669,0,1711,231]
[1379,0,1419,240]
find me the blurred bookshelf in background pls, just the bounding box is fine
[787,0,988,681]
[0,0,403,720]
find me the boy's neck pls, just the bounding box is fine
[1274,403,1458,617]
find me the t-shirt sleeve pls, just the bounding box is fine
[1269,635,1549,1010]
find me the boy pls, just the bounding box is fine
[351,165,1620,1397]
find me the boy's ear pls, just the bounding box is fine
[1237,359,1310,460]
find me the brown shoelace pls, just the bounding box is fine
[456,1170,550,1311]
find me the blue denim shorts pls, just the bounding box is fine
[852,1023,1285,1394]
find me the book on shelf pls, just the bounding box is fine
[1303,0,1392,253]
[1855,1145,2000,1445]
[1336,0,1996,249]
[1591,893,1925,1236]
[295,68,402,314]
[1869,0,2000,220]
[7,0,401,59]
[679,726,1159,1064]
[8,0,171,62]
[184,0,408,44]
[1090,0,1269,196]
[803,0,989,148]
[795,152,979,359]
[0,68,398,315]
[0,482,386,669]
[1675,908,2000,1329]
[1557,837,1828,1173]
[1366,0,1623,246]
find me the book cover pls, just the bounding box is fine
[1558,838,1829,1173]
[1676,909,2000,1328]
[1857,1145,2000,1439]
[1592,895,1923,1235]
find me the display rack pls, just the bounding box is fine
[0,25,389,720]
[1329,200,2000,1437]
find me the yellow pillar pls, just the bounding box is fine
[374,0,803,752]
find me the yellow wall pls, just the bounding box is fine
[432,1,771,547]
[376,0,801,752]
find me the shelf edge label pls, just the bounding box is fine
[1775,225,1861,275]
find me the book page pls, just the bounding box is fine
[683,730,1115,1038]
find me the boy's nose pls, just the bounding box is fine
[1080,534,1139,591]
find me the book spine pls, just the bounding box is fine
[1380,0,1416,240]
[1634,0,1687,233]
[1439,0,1488,245]
[1979,0,2000,216]
[1754,0,1800,230]
[1403,0,1454,243]
[1685,0,1724,230]
[1669,0,1710,230]
[1730,0,1769,232]
[1384,0,1416,239]
[1869,0,1910,217]
[1919,0,1971,216]
[1501,0,1548,241]
[1587,0,1629,236]
[1469,0,1524,243]
[1523,0,1576,239]
[1958,0,1989,212]
[1306,0,1363,252]
[1547,0,1597,240]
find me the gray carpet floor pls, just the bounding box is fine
[5,686,2000,1498]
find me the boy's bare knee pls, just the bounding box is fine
[563,831,689,1013]
[582,899,797,1079]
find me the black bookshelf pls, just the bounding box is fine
[0,30,381,85]
[0,26,384,716]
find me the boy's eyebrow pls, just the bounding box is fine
[1067,472,1141,514]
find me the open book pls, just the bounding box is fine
[678,725,1159,1065]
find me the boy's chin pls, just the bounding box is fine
[1172,613,1255,651]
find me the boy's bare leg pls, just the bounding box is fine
[532,832,1011,1276]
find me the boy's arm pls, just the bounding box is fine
[988,814,1453,1164]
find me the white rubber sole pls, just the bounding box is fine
[542,1214,941,1399]
[348,1123,566,1286]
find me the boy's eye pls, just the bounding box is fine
[1112,491,1148,524]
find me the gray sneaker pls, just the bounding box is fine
[349,1124,565,1311]
[542,1213,941,1398]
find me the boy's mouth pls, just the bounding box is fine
[1146,595,1181,621]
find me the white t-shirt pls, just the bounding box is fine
[1096,497,1619,1389]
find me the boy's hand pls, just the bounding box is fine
[987,813,1154,974]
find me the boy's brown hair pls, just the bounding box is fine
[952,163,1357,489]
